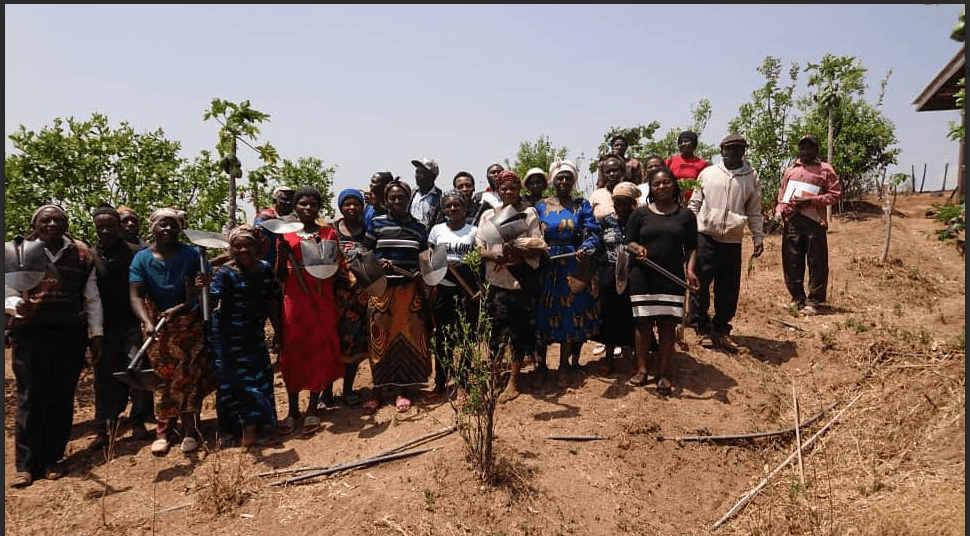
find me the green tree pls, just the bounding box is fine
[792,65,899,204]
[264,156,337,217]
[592,99,718,190]
[4,113,189,243]
[504,135,585,195]
[203,98,279,229]
[728,57,802,215]
[949,8,965,144]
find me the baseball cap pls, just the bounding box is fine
[798,133,820,146]
[411,157,440,178]
[720,134,747,148]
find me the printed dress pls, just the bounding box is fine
[209,261,281,436]
[592,211,634,347]
[334,220,370,366]
[534,196,602,345]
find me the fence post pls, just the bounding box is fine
[911,165,917,194]
[941,163,949,192]
[919,163,927,193]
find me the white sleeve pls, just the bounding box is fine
[83,267,104,338]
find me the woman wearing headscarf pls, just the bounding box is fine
[322,188,371,407]
[521,167,548,209]
[535,160,602,386]
[362,180,431,414]
[208,224,281,448]
[589,182,640,374]
[475,170,547,402]
[129,207,213,456]
[6,205,103,487]
[274,186,344,436]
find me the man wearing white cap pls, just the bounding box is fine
[410,158,444,229]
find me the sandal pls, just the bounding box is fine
[11,471,32,488]
[657,377,672,397]
[301,415,321,435]
[277,415,297,435]
[395,396,412,413]
[342,390,360,407]
[362,399,381,415]
[629,371,648,387]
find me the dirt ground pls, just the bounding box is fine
[4,192,965,536]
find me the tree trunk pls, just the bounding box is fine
[228,139,238,230]
[880,185,895,263]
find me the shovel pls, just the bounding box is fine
[419,245,448,287]
[184,230,229,323]
[258,219,311,293]
[113,315,168,391]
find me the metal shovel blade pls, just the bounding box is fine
[299,237,340,279]
[348,250,387,296]
[491,205,529,241]
[566,253,595,294]
[4,237,48,291]
[113,316,168,392]
[183,229,230,249]
[419,246,448,286]
[615,245,631,294]
[258,218,305,235]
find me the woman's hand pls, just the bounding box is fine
[627,244,649,262]
[195,272,211,289]
[686,271,701,292]
[574,248,589,260]
[271,330,282,353]
[142,317,159,339]
[161,304,183,319]
[380,258,395,273]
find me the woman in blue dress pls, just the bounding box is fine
[534,160,601,384]
[208,224,281,447]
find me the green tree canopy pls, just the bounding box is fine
[3,112,224,243]
[504,135,586,195]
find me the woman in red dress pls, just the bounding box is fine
[275,186,343,436]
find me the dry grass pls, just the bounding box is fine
[194,448,260,516]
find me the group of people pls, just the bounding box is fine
[5,130,840,488]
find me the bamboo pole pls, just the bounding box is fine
[657,402,836,442]
[792,380,805,487]
[710,394,863,530]
[919,163,927,193]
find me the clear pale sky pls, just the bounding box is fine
[5,4,964,218]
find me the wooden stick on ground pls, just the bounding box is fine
[257,424,456,477]
[767,317,809,332]
[710,393,863,531]
[269,447,436,486]
[792,379,805,487]
[656,402,837,442]
[547,435,607,441]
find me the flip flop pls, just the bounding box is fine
[301,415,321,435]
[629,371,648,387]
[277,415,297,435]
[362,398,381,415]
[395,396,412,413]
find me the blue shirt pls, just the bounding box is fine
[130,242,209,311]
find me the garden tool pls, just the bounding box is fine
[183,229,229,323]
[258,218,310,293]
[615,244,631,294]
[113,315,168,392]
[447,264,481,301]
[4,236,48,293]
[418,245,449,287]
[566,250,595,293]
[479,205,529,246]
[299,235,340,280]
[347,249,387,296]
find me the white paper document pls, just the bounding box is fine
[782,180,820,203]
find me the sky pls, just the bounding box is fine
[5,4,965,218]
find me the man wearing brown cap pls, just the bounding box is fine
[687,134,764,351]
[772,134,841,316]
[410,157,445,228]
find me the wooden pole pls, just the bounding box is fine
[270,447,436,486]
[911,164,917,194]
[711,394,863,531]
[941,163,949,192]
[919,163,927,193]
[657,402,837,442]
[792,380,805,487]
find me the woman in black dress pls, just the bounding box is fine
[625,168,699,396]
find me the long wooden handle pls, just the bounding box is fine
[447,264,480,299]
[198,247,210,322]
[281,242,311,294]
